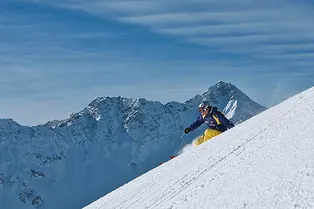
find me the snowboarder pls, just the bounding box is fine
[184,101,234,146]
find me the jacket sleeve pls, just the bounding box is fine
[188,115,205,131]
[215,111,234,129]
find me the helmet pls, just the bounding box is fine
[198,101,209,112]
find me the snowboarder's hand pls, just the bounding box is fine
[184,128,190,134]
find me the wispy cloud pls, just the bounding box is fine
[260,53,314,61]
[43,0,314,65]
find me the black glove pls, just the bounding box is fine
[184,128,190,134]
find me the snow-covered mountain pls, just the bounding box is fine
[84,85,314,209]
[185,80,265,123]
[0,81,266,209]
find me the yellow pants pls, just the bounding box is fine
[194,129,222,146]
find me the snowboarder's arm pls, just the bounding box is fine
[215,111,234,129]
[188,116,205,131]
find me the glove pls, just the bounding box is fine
[184,128,190,134]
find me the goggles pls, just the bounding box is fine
[198,107,207,113]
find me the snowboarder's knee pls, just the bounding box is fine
[195,129,222,146]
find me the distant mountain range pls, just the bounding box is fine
[0,81,266,209]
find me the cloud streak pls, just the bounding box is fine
[42,0,314,65]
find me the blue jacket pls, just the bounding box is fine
[188,107,234,132]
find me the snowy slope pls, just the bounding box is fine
[84,86,314,209]
[0,81,266,209]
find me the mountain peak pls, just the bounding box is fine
[215,80,231,87]
[88,96,125,107]
[203,80,248,101]
[209,80,236,92]
[184,81,266,122]
[0,118,21,128]
[186,81,240,104]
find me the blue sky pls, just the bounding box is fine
[1,0,314,125]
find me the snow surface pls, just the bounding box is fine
[84,86,314,209]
